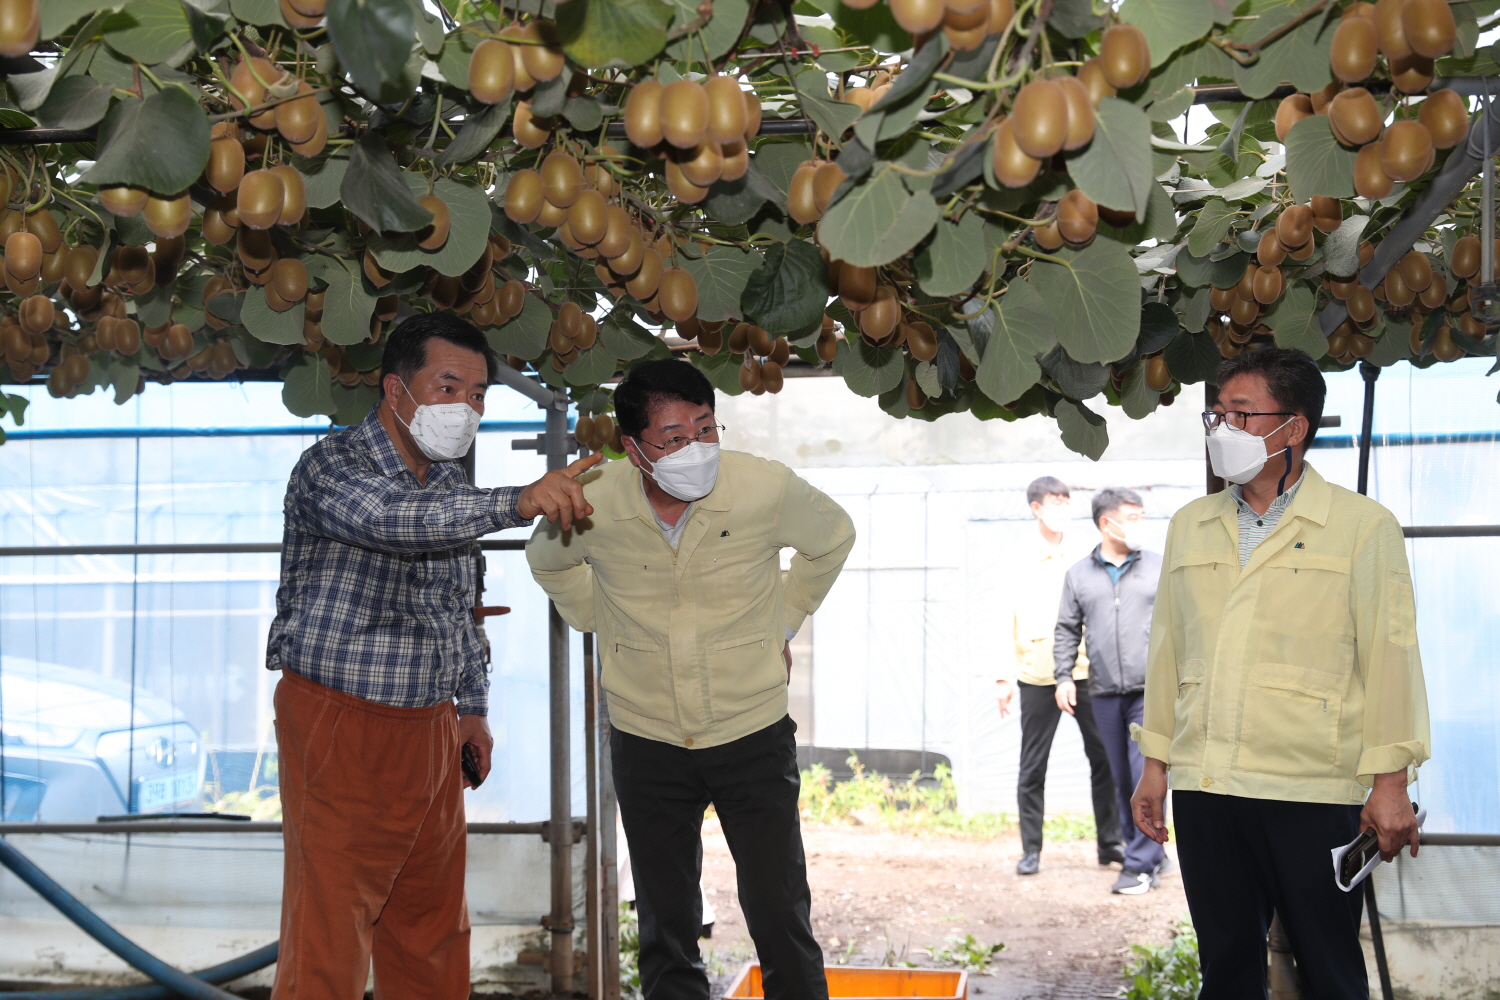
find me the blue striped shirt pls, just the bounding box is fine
[1229,467,1305,568]
[266,408,527,715]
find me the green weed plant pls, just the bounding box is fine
[1119,918,1201,1000]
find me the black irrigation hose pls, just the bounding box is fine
[0,943,279,1000]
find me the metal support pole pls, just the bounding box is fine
[599,683,621,1000]
[1357,363,1379,496]
[1365,879,1395,1000]
[545,393,575,996]
[584,627,600,999]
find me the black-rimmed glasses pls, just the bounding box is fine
[637,423,725,451]
[1202,410,1295,432]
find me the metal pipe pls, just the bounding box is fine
[1366,879,1395,1000]
[0,837,240,1000]
[1356,362,1379,497]
[0,540,527,557]
[545,394,575,996]
[0,821,563,835]
[1419,832,1500,846]
[584,629,600,998]
[0,943,279,1000]
[599,677,621,1000]
[1401,525,1500,538]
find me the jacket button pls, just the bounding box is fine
[685,738,694,747]
[1201,777,1211,787]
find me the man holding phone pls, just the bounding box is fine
[265,314,596,1000]
[1130,348,1430,999]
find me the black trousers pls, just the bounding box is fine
[1174,791,1368,1000]
[1017,680,1122,858]
[611,716,827,1000]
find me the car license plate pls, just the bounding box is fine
[135,771,199,812]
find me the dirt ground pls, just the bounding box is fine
[697,819,1190,999]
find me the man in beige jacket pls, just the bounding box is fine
[527,359,855,1000]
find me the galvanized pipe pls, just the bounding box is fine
[545,394,575,996]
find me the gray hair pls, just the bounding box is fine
[1091,487,1144,526]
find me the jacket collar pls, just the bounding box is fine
[1197,461,1331,526]
[611,455,732,519]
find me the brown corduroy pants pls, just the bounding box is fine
[271,668,470,1000]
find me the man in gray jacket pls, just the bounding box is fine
[1055,487,1165,894]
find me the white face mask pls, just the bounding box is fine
[1104,517,1145,552]
[394,379,481,462]
[1036,505,1072,534]
[637,441,720,502]
[1206,417,1295,485]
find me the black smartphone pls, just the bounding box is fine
[461,743,484,788]
[1339,829,1380,886]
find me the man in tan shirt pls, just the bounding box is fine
[998,477,1122,876]
[527,360,855,1000]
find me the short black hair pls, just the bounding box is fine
[614,359,715,439]
[1092,486,1143,526]
[1026,476,1070,506]
[379,312,497,399]
[1216,346,1326,445]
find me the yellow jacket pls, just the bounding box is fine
[1006,534,1090,686]
[526,450,856,749]
[1134,464,1430,805]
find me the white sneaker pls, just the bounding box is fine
[1111,868,1159,895]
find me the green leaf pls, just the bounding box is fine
[302,149,352,209]
[703,164,779,226]
[831,0,909,52]
[599,315,661,361]
[101,0,192,65]
[679,245,761,324]
[1049,0,1104,37]
[833,337,903,397]
[341,135,434,234]
[229,0,290,27]
[1284,113,1357,202]
[488,293,553,359]
[1027,240,1141,365]
[331,383,379,426]
[692,349,747,396]
[81,86,210,195]
[792,68,861,144]
[555,0,674,69]
[1262,284,1326,357]
[35,75,113,130]
[740,239,828,335]
[1175,248,1249,289]
[437,99,510,167]
[406,0,444,55]
[242,289,308,345]
[183,2,229,54]
[977,280,1053,407]
[1119,0,1215,67]
[1322,215,1368,277]
[369,177,488,277]
[1055,400,1108,460]
[1119,363,1160,419]
[43,0,121,39]
[816,167,939,268]
[564,345,619,385]
[283,356,338,417]
[326,0,416,104]
[313,260,379,346]
[1231,1,1334,98]
[1186,198,1240,257]
[665,0,750,61]
[1065,97,1154,219]
[755,142,813,199]
[135,280,175,327]
[562,95,604,132]
[1163,328,1222,385]
[916,213,985,298]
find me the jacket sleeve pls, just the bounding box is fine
[1133,524,1181,764]
[1350,511,1431,785]
[1052,569,1084,684]
[456,647,490,717]
[773,472,856,633]
[525,517,597,633]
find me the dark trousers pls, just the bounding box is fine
[611,716,827,1000]
[1089,692,1165,874]
[1017,680,1122,858]
[1174,791,1368,1000]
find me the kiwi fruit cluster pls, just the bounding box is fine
[622,77,757,204]
[840,0,1013,52]
[467,21,566,110]
[824,249,937,381]
[574,411,621,452]
[1032,189,1100,249]
[0,0,40,58]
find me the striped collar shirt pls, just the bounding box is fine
[1228,466,1306,568]
[266,407,528,716]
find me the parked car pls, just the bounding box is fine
[0,656,205,822]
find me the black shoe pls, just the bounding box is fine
[1016,853,1040,875]
[1099,845,1126,867]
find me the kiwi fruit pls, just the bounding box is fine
[4,231,40,280]
[143,192,191,239]
[1076,59,1115,106]
[665,159,710,205]
[1373,0,1411,58]
[1346,284,1376,323]
[202,200,238,245]
[1431,325,1462,362]
[595,206,633,259]
[270,165,307,226]
[1383,266,1414,306]
[465,39,515,106]
[1235,262,1258,301]
[1099,23,1150,89]
[1398,250,1433,291]
[1274,93,1314,143]
[1419,89,1468,149]
[839,264,877,311]
[1273,205,1313,249]
[1010,80,1069,159]
[0,0,40,58]
[1380,119,1433,182]
[890,0,946,33]
[1451,234,1480,278]
[625,80,664,148]
[276,80,321,146]
[1033,220,1064,250]
[660,79,710,150]
[811,161,848,215]
[231,57,285,129]
[704,75,748,145]
[749,324,774,355]
[658,267,698,322]
[1143,354,1171,392]
[1056,189,1097,246]
[115,246,151,286]
[165,325,193,361]
[238,169,285,230]
[1053,76,1095,150]
[609,229,645,276]
[1390,52,1434,93]
[843,88,876,113]
[564,190,604,246]
[63,245,98,289]
[738,355,763,392]
[679,139,725,188]
[625,248,664,300]
[908,321,938,361]
[721,140,750,182]
[1328,88,1381,146]
[1252,265,1285,305]
[289,106,329,157]
[1330,16,1378,82]
[513,101,552,148]
[988,0,1015,32]
[1228,295,1259,327]
[100,186,149,218]
[762,361,785,394]
[206,131,246,195]
[1401,0,1455,58]
[518,20,565,83]
[541,150,584,209]
[991,119,1042,189]
[24,210,60,254]
[19,294,51,335]
[1311,195,1344,234]
[860,285,901,343]
[944,19,987,51]
[788,161,822,225]
[504,169,545,224]
[743,91,763,141]
[272,257,308,304]
[1353,141,1394,200]
[1256,230,1287,267]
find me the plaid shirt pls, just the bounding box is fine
[266,408,527,716]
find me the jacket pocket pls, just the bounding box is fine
[601,630,667,718]
[705,630,782,726]
[1170,658,1206,761]
[1235,663,1342,777]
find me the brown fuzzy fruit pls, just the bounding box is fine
[143,192,191,239]
[907,321,938,362]
[788,161,822,225]
[1419,89,1468,149]
[414,195,450,249]
[541,150,584,209]
[991,119,1042,189]
[1353,141,1394,200]
[625,248,664,300]
[679,139,725,188]
[721,140,750,182]
[1347,284,1376,323]
[660,79,710,150]
[704,75,748,145]
[0,0,40,57]
[468,39,515,105]
[1398,250,1433,291]
[1145,355,1172,392]
[4,230,41,280]
[664,159,710,205]
[237,169,285,230]
[1252,265,1285,305]
[1311,195,1344,234]
[1390,52,1434,93]
[890,0,946,33]
[1374,0,1411,59]
[513,102,552,148]
[1033,221,1064,250]
[100,186,149,217]
[859,285,900,342]
[1055,189,1097,246]
[505,169,544,224]
[276,80,321,146]
[1401,0,1455,59]
[1275,205,1314,249]
[230,57,284,129]
[518,20,565,83]
[1010,79,1069,160]
[1054,75,1095,150]
[839,265,877,311]
[269,260,308,309]
[812,161,848,214]
[658,267,698,322]
[568,189,608,245]
[19,294,52,335]
[114,245,151,286]
[24,209,60,254]
[1076,59,1115,105]
[206,132,246,195]
[1099,23,1150,89]
[1330,16,1378,82]
[1274,93,1314,143]
[989,0,1014,33]
[63,245,98,289]
[1383,266,1414,306]
[1380,119,1433,183]
[1451,234,1480,278]
[625,80,664,148]
[270,165,306,226]
[1328,88,1381,146]
[1257,230,1287,267]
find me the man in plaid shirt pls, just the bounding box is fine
[265,313,597,1000]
